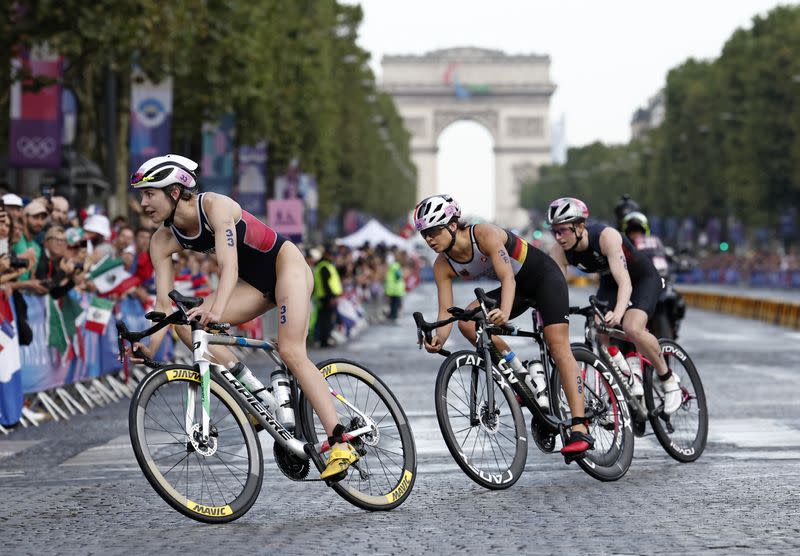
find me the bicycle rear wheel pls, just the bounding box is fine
[129,365,263,523]
[644,340,708,462]
[435,350,527,490]
[299,359,416,511]
[551,347,634,482]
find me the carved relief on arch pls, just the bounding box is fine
[433,110,498,141]
[511,163,539,194]
[403,117,428,139]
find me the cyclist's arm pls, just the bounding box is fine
[145,227,181,355]
[599,227,633,315]
[203,194,241,320]
[475,224,515,318]
[548,243,569,280]
[432,255,457,345]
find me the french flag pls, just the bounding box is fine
[0,291,23,426]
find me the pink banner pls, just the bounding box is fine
[9,48,63,168]
[267,199,304,238]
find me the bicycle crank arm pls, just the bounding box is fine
[314,424,374,453]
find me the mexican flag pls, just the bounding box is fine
[88,256,139,296]
[46,295,70,357]
[61,294,86,361]
[85,297,115,334]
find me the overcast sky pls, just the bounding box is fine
[344,0,790,219]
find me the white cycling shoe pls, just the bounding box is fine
[656,372,682,414]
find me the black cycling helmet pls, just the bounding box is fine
[614,194,640,226]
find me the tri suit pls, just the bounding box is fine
[564,221,663,317]
[444,225,570,326]
[169,193,288,302]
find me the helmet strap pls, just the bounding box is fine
[443,224,458,254]
[163,185,183,227]
[566,224,583,252]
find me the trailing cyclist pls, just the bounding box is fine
[546,197,682,414]
[414,194,594,456]
[127,153,357,480]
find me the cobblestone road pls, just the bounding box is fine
[2,283,799,555]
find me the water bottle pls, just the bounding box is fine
[502,350,548,409]
[625,351,644,396]
[231,362,277,411]
[270,367,296,431]
[606,345,632,377]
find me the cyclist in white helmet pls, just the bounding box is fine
[128,154,358,480]
[415,194,594,457]
[547,197,682,414]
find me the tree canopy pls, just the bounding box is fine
[0,0,416,228]
[522,5,800,245]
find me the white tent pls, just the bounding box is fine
[337,219,413,251]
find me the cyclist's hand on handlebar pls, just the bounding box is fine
[423,334,444,353]
[126,342,152,364]
[185,305,221,327]
[604,310,624,328]
[487,308,509,326]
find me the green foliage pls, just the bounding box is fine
[521,4,800,237]
[1,0,415,228]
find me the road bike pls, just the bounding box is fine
[564,296,707,462]
[413,287,633,489]
[119,290,416,523]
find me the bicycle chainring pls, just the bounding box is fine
[530,417,556,453]
[273,442,310,481]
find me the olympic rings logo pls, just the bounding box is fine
[16,136,57,159]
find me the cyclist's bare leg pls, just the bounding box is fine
[621,308,668,376]
[274,242,340,437]
[172,281,272,367]
[543,323,587,435]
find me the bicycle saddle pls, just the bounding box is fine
[169,289,204,309]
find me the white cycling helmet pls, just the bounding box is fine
[546,197,589,226]
[130,154,198,190]
[413,194,461,232]
[622,211,650,236]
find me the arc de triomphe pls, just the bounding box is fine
[381,47,555,228]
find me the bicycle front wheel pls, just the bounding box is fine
[299,359,416,511]
[551,347,634,482]
[644,340,708,462]
[435,350,527,490]
[129,365,264,523]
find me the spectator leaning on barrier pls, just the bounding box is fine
[384,248,406,324]
[35,226,80,299]
[13,200,48,285]
[313,243,343,347]
[83,213,113,264]
[2,193,24,228]
[50,196,70,227]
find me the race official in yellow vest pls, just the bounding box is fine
[313,244,342,347]
[384,248,407,324]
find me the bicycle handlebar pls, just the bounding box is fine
[568,295,625,336]
[116,289,231,369]
[413,287,517,358]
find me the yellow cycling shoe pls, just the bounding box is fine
[320,443,359,481]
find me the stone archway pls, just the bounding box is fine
[381,47,554,228]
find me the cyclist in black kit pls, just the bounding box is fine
[127,154,357,480]
[546,197,682,414]
[415,194,593,456]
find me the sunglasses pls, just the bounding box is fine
[420,225,446,239]
[550,226,574,237]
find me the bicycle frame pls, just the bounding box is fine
[414,288,600,438]
[571,297,653,419]
[118,305,376,467]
